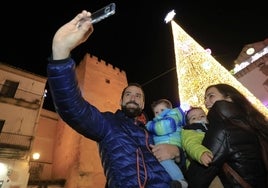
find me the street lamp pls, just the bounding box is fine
[32,152,40,160]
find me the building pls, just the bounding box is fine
[0,63,47,187]
[27,109,63,188]
[233,38,268,108]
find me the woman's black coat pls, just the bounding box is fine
[186,100,266,188]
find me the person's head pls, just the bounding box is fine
[120,83,145,118]
[204,83,268,139]
[151,99,172,117]
[186,107,208,125]
[204,84,239,110]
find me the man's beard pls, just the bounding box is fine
[121,103,142,118]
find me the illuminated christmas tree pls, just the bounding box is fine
[170,20,268,116]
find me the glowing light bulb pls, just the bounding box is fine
[32,152,40,160]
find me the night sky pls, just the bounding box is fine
[1,1,267,118]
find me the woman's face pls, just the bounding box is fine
[204,86,232,110]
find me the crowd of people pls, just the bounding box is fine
[47,10,268,188]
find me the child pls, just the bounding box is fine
[182,107,223,188]
[182,107,213,167]
[145,99,188,188]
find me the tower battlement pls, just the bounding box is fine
[82,53,126,77]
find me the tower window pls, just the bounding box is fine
[105,79,110,84]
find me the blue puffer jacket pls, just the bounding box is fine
[47,58,172,188]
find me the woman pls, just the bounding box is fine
[186,83,268,188]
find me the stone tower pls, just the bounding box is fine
[52,53,128,188]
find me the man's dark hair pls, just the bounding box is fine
[121,83,145,101]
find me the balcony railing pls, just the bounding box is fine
[28,161,65,187]
[0,132,33,159]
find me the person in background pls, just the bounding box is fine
[46,10,182,188]
[146,99,188,188]
[186,83,268,188]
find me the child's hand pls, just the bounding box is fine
[200,151,213,167]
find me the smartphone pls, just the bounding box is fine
[90,3,116,24]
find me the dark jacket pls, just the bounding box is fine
[47,58,172,188]
[186,100,266,188]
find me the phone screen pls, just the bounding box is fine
[90,3,116,24]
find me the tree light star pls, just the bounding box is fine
[164,10,176,23]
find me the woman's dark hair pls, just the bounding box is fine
[206,83,268,139]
